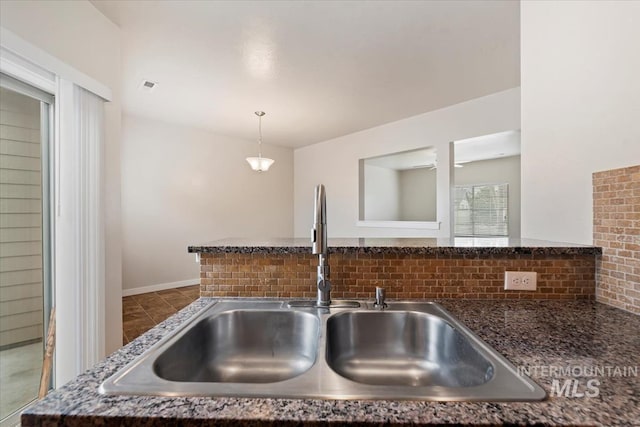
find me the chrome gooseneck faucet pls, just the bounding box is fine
[312,184,331,306]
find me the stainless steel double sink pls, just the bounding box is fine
[100,300,546,401]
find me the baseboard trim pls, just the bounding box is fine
[122,279,200,297]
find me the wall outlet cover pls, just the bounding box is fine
[504,271,537,291]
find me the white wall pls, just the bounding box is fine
[454,155,521,238]
[294,88,520,238]
[0,0,123,353]
[399,168,437,221]
[363,164,399,221]
[521,0,640,244]
[121,115,293,291]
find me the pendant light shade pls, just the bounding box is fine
[246,111,275,172]
[246,156,275,171]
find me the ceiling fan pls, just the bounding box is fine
[418,160,469,170]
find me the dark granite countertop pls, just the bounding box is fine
[22,298,638,426]
[188,237,602,256]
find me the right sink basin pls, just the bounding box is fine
[326,311,494,387]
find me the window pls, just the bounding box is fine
[0,73,53,422]
[454,183,508,237]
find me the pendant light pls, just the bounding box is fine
[246,111,275,172]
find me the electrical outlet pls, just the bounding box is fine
[504,271,537,291]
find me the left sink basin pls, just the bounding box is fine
[100,301,326,397]
[154,309,319,383]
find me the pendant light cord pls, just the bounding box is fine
[258,114,263,158]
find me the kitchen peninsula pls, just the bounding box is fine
[22,239,640,426]
[22,300,640,426]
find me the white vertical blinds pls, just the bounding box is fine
[454,183,509,237]
[53,81,106,385]
[72,84,106,372]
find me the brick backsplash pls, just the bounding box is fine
[593,164,640,314]
[200,252,595,300]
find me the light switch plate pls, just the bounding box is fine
[504,271,537,291]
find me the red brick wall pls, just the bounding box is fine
[200,252,595,300]
[593,164,640,314]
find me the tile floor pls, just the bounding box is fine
[122,285,200,344]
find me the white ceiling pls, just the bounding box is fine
[90,0,520,148]
[454,129,521,163]
[363,129,520,170]
[365,147,437,170]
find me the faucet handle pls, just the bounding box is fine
[374,286,387,309]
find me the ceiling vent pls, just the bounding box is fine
[139,79,158,92]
